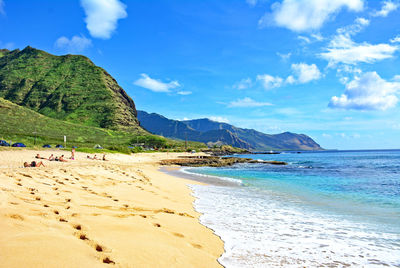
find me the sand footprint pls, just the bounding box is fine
[173,232,185,238]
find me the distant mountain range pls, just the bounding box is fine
[137,110,322,151]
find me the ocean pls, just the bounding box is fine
[182,150,400,267]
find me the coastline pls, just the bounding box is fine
[0,149,224,267]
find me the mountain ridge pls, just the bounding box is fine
[137,111,322,151]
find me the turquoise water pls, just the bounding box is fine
[185,150,400,267]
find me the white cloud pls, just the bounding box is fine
[259,0,364,32]
[373,1,399,17]
[390,35,400,43]
[81,0,127,39]
[55,35,92,53]
[298,35,311,43]
[290,63,321,83]
[320,18,398,66]
[209,116,230,123]
[311,33,324,41]
[233,78,253,90]
[298,33,324,44]
[257,63,321,89]
[256,74,283,89]
[133,74,180,93]
[277,52,291,61]
[329,71,400,110]
[321,38,398,65]
[177,91,192,95]
[228,97,273,108]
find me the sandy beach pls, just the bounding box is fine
[0,149,224,267]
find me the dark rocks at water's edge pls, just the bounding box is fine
[159,156,287,167]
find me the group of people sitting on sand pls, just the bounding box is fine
[24,153,68,168]
[24,151,108,168]
[87,154,107,161]
[35,153,68,162]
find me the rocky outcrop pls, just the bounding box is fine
[160,156,287,167]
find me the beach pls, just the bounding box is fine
[0,149,224,267]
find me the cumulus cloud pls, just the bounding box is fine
[228,97,273,108]
[133,74,180,93]
[320,18,398,65]
[55,35,92,53]
[259,0,364,32]
[233,78,253,90]
[256,74,283,89]
[372,1,399,17]
[257,63,321,89]
[390,35,400,43]
[329,71,400,110]
[290,63,321,83]
[209,116,230,123]
[81,0,127,39]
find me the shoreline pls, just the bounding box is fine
[0,149,224,267]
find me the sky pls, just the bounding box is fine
[1,0,400,150]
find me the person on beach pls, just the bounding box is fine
[24,161,45,167]
[93,155,97,160]
[59,155,67,162]
[35,154,45,159]
[49,154,55,161]
[70,148,75,160]
[102,154,107,161]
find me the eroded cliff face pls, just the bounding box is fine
[0,46,141,132]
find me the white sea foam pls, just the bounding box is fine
[190,184,400,267]
[181,167,243,185]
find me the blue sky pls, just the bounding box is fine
[1,0,400,149]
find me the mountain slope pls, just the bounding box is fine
[0,46,140,131]
[138,111,322,151]
[137,111,251,148]
[0,97,146,147]
[183,118,322,150]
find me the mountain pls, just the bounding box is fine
[138,111,322,151]
[0,46,140,131]
[183,118,322,150]
[137,111,250,148]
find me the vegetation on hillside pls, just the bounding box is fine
[0,46,140,131]
[0,98,206,152]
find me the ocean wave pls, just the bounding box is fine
[180,167,243,185]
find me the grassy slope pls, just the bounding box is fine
[0,98,205,150]
[0,47,140,131]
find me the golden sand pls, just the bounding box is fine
[0,150,223,267]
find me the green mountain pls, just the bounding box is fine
[138,111,322,151]
[0,46,140,131]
